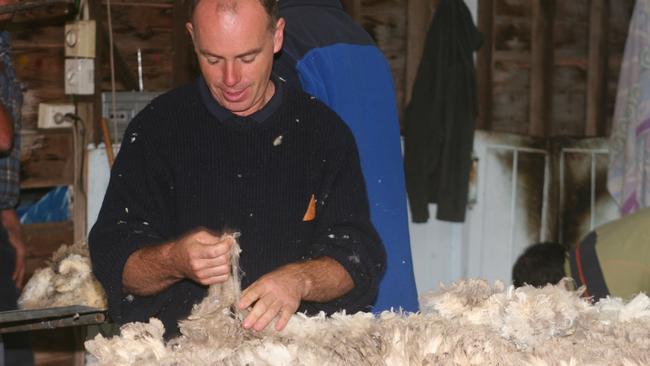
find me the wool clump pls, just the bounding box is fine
[18,241,107,310]
[84,237,650,365]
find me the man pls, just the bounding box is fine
[0,2,34,364]
[89,0,385,339]
[512,208,650,300]
[273,0,419,313]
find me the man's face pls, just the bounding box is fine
[187,0,284,117]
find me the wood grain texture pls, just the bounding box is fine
[529,0,554,137]
[477,0,494,130]
[585,0,608,137]
[20,128,74,189]
[361,0,407,117]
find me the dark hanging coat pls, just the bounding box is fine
[403,0,482,223]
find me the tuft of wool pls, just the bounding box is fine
[18,241,107,310]
[86,237,650,366]
[85,318,169,365]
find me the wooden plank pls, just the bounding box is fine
[361,0,407,116]
[476,0,493,130]
[585,0,609,137]
[405,0,435,110]
[551,66,586,136]
[98,3,173,92]
[71,104,88,244]
[341,0,361,24]
[32,328,78,366]
[101,0,173,6]
[0,0,73,14]
[3,1,73,24]
[11,47,65,130]
[529,0,555,137]
[22,222,74,258]
[20,129,75,189]
[172,0,195,87]
[493,18,530,53]
[98,20,139,91]
[22,221,74,287]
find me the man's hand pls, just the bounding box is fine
[123,229,234,296]
[171,230,234,286]
[238,263,309,332]
[237,257,354,332]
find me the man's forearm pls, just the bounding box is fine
[122,230,234,296]
[122,241,182,296]
[1,209,22,247]
[295,257,354,302]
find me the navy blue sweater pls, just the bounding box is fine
[89,78,385,338]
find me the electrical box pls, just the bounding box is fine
[101,91,160,143]
[64,20,96,58]
[65,58,94,95]
[37,103,75,129]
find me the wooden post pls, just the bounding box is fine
[173,0,196,87]
[476,0,493,130]
[585,0,609,137]
[529,0,555,137]
[341,0,362,24]
[405,0,436,108]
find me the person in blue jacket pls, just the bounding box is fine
[274,0,419,312]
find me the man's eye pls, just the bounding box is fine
[241,55,256,64]
[206,57,219,65]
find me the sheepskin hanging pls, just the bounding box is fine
[18,241,107,310]
[85,234,650,366]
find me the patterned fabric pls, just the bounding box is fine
[0,31,22,209]
[607,0,650,215]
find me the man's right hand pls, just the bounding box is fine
[171,230,234,286]
[122,229,235,296]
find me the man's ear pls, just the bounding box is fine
[186,22,196,47]
[273,18,285,54]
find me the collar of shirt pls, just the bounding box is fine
[198,75,284,124]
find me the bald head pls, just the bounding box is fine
[185,0,285,116]
[190,0,279,31]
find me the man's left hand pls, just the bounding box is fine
[238,263,310,332]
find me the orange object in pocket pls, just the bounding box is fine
[303,194,316,221]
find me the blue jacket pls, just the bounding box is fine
[274,0,419,312]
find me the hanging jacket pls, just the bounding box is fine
[403,0,482,223]
[274,0,419,312]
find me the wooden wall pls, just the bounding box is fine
[10,0,639,147]
[97,0,174,91]
[2,0,639,365]
[477,0,635,137]
[360,0,407,114]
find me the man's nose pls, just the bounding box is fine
[223,62,241,87]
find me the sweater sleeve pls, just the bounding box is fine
[303,127,386,314]
[88,110,176,325]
